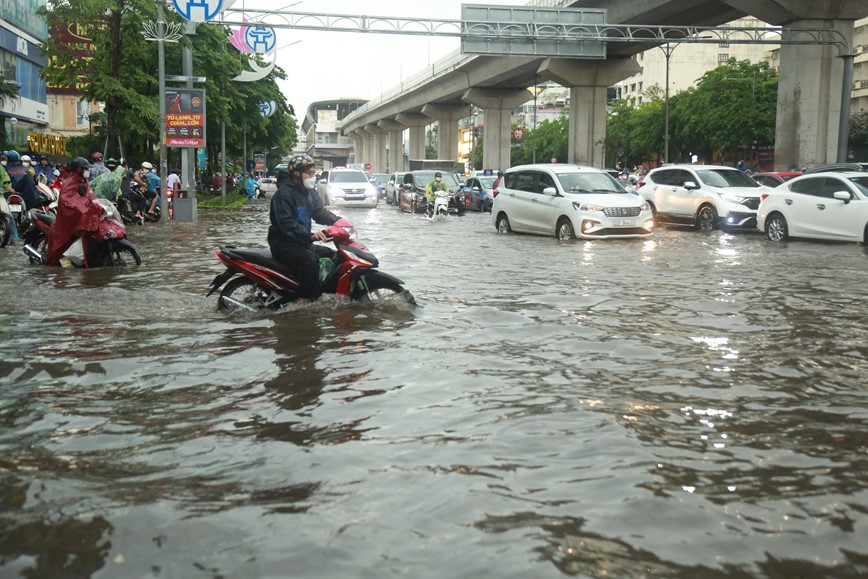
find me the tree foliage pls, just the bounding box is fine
[38,0,296,168]
[606,59,779,167]
[510,115,569,166]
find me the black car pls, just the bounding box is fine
[398,171,464,214]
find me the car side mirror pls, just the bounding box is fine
[833,191,851,203]
[683,180,699,190]
[542,186,557,196]
[318,179,326,185]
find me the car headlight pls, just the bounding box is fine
[640,200,651,211]
[720,194,749,204]
[572,201,602,212]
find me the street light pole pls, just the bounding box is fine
[659,43,678,164]
[157,0,168,224]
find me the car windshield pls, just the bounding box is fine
[371,173,389,184]
[847,176,868,195]
[478,177,496,188]
[330,170,368,183]
[556,172,626,194]
[414,172,459,187]
[695,169,760,188]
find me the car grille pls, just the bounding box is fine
[603,206,642,218]
[742,198,761,210]
[342,188,367,195]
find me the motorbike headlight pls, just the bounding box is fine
[572,201,602,212]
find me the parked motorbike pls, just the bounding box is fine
[207,218,415,313]
[23,198,142,267]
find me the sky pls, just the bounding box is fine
[232,0,531,122]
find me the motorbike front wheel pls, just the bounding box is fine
[0,214,10,248]
[350,276,416,305]
[95,243,142,267]
[218,277,273,313]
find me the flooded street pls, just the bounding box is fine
[1,201,867,578]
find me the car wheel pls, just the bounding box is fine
[696,204,717,231]
[765,213,789,242]
[496,214,511,234]
[556,218,575,240]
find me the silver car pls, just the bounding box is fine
[316,168,378,208]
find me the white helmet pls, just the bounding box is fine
[141,161,153,170]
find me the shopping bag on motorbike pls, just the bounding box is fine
[318,257,337,285]
[62,236,86,267]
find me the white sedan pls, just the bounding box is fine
[757,171,868,244]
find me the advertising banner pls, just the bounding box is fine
[0,0,49,40]
[254,154,265,174]
[46,19,98,95]
[165,88,206,148]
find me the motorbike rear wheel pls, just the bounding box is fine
[24,230,47,264]
[350,277,416,305]
[218,277,272,313]
[0,214,10,248]
[95,244,142,267]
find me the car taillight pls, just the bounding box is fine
[492,188,499,198]
[760,193,769,202]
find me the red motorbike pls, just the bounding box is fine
[22,198,141,267]
[207,218,415,313]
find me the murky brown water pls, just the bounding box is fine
[1,201,867,578]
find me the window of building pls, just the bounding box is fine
[719,42,730,48]
[718,54,729,63]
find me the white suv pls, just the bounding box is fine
[637,164,770,231]
[316,168,378,208]
[490,164,654,240]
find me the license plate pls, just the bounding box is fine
[8,204,22,213]
[613,219,634,226]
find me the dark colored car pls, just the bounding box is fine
[751,171,803,188]
[462,176,496,212]
[369,173,390,201]
[398,171,463,214]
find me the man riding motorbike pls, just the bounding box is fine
[425,171,449,216]
[45,157,105,266]
[268,153,340,306]
[88,152,109,182]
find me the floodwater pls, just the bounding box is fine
[1,201,866,578]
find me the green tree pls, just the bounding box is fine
[511,116,568,166]
[675,58,778,158]
[39,0,296,166]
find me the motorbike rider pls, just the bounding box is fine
[133,161,159,218]
[88,152,109,182]
[20,155,36,179]
[34,155,54,182]
[268,153,340,306]
[424,171,449,216]
[45,157,105,266]
[92,158,124,202]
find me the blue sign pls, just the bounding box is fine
[173,0,223,23]
[244,26,276,54]
[259,101,276,118]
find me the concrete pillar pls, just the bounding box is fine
[364,124,387,173]
[350,130,365,167]
[396,112,430,162]
[421,103,468,161]
[774,19,854,169]
[378,118,405,173]
[463,88,533,171]
[537,57,641,167]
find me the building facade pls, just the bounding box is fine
[0,0,52,151]
[301,99,366,170]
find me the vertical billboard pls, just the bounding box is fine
[165,88,206,147]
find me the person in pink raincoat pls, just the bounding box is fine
[45,157,106,266]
